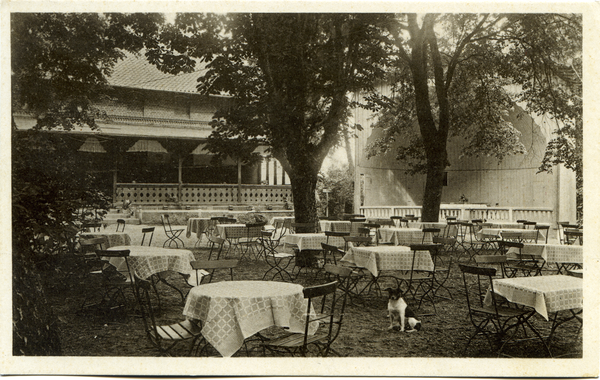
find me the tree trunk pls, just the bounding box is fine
[289,173,319,232]
[421,160,445,222]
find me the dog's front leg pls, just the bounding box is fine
[400,308,406,332]
[387,311,395,330]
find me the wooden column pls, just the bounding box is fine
[178,157,183,203]
[237,159,242,203]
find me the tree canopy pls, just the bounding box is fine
[149,13,394,224]
[11,12,164,355]
[365,13,582,221]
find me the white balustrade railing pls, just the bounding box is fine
[360,204,555,224]
[115,183,293,205]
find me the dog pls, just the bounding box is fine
[385,287,422,332]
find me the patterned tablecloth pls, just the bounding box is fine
[79,232,131,248]
[107,245,195,281]
[319,220,350,233]
[216,224,263,239]
[508,244,583,264]
[407,222,448,230]
[186,218,215,239]
[283,233,345,251]
[269,216,295,226]
[183,280,317,357]
[340,245,434,277]
[480,228,541,241]
[378,227,432,246]
[482,222,551,229]
[488,275,583,320]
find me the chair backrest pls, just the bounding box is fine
[349,218,367,223]
[131,275,162,346]
[191,259,239,284]
[141,227,155,246]
[343,236,371,250]
[356,227,370,237]
[534,225,549,243]
[80,237,108,254]
[497,240,523,254]
[116,219,126,232]
[207,236,226,260]
[564,229,583,245]
[523,221,537,229]
[321,243,344,265]
[302,281,341,350]
[82,221,103,232]
[325,231,350,237]
[291,222,318,233]
[378,220,395,227]
[500,231,524,242]
[161,214,173,233]
[458,264,499,315]
[95,249,132,281]
[474,255,507,278]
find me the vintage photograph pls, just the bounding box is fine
[3,1,597,377]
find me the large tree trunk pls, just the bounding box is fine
[421,161,445,222]
[289,173,319,232]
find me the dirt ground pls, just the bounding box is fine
[39,224,582,359]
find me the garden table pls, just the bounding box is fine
[269,216,295,226]
[106,245,200,287]
[183,280,318,357]
[79,232,131,248]
[340,245,434,277]
[283,233,345,251]
[508,244,583,273]
[486,275,582,356]
[377,227,432,246]
[406,222,448,230]
[186,217,215,239]
[480,228,541,242]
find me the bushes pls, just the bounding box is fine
[12,130,111,355]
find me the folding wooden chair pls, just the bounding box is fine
[132,274,203,356]
[262,281,347,357]
[115,219,126,232]
[458,264,549,357]
[141,227,155,246]
[261,231,295,281]
[190,259,239,285]
[161,214,185,248]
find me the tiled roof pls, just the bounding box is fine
[108,52,208,94]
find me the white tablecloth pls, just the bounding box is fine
[283,233,345,251]
[183,280,317,357]
[480,228,541,241]
[107,245,195,281]
[269,216,295,226]
[216,224,263,239]
[489,275,583,320]
[319,220,350,233]
[79,232,131,248]
[186,218,214,239]
[407,222,448,230]
[378,227,432,246]
[340,245,434,277]
[508,244,583,265]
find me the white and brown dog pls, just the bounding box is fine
[385,287,422,332]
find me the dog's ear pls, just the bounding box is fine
[384,287,393,293]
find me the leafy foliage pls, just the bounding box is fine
[317,166,354,218]
[149,13,393,223]
[364,14,581,221]
[11,13,163,355]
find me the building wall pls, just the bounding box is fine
[353,96,577,222]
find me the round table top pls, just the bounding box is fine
[188,280,303,298]
[108,245,193,255]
